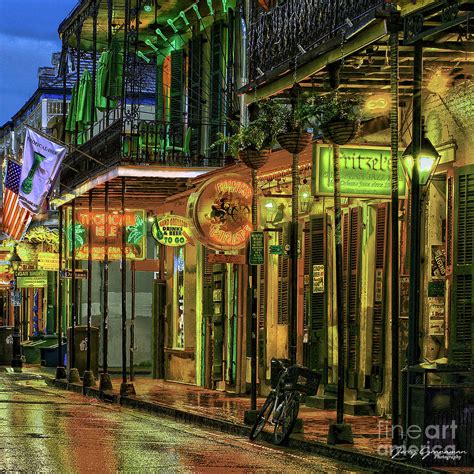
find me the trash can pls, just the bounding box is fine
[67,325,99,377]
[0,326,14,366]
[41,341,67,367]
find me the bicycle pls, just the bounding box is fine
[249,359,320,445]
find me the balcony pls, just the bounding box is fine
[60,113,228,191]
[247,0,387,83]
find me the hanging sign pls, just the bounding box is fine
[19,128,67,214]
[16,270,47,288]
[187,174,253,251]
[249,231,265,265]
[37,252,59,271]
[68,209,146,261]
[313,144,407,198]
[151,215,194,247]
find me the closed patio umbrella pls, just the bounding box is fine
[106,36,123,100]
[76,69,95,145]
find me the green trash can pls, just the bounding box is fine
[67,325,99,377]
[0,326,14,365]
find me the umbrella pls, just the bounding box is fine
[65,82,78,134]
[105,36,123,100]
[95,51,109,111]
[76,69,95,145]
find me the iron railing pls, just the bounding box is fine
[60,117,228,190]
[247,0,387,82]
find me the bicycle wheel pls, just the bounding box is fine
[249,393,276,441]
[273,394,300,445]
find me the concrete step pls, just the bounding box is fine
[344,400,375,416]
[305,394,337,410]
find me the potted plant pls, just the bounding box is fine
[212,100,283,170]
[308,92,363,146]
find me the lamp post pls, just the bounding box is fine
[403,44,440,440]
[10,246,22,372]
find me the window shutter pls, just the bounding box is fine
[202,246,214,387]
[170,49,186,146]
[278,223,290,325]
[450,166,474,367]
[370,203,389,393]
[212,264,225,381]
[208,21,225,160]
[446,170,454,275]
[258,239,266,375]
[188,36,203,156]
[308,216,327,376]
[346,207,362,389]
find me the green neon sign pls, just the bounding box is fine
[313,144,407,198]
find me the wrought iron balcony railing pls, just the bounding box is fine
[60,116,228,191]
[247,0,387,83]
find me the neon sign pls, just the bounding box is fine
[187,174,253,251]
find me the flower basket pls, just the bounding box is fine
[238,148,271,170]
[321,118,359,146]
[277,129,313,154]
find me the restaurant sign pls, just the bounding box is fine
[68,209,146,261]
[312,144,407,198]
[187,174,253,251]
[151,215,194,247]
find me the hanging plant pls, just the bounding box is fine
[308,92,363,146]
[211,100,286,170]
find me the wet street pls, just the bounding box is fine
[0,372,370,473]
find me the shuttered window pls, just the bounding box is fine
[343,207,362,389]
[208,21,225,159]
[188,36,203,156]
[308,216,327,374]
[278,224,290,325]
[371,203,389,393]
[258,240,266,372]
[450,166,474,367]
[170,49,186,146]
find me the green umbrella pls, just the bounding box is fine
[76,69,95,145]
[65,82,78,133]
[105,36,123,100]
[96,50,119,111]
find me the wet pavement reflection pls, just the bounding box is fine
[0,372,371,473]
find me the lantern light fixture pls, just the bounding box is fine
[401,122,440,186]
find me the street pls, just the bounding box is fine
[0,372,369,473]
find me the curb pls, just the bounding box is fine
[43,375,437,474]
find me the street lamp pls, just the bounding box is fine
[401,124,440,186]
[10,246,22,372]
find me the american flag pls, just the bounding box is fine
[2,160,32,240]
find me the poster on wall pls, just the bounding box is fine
[428,297,445,336]
[187,174,253,251]
[431,245,446,278]
[67,209,146,260]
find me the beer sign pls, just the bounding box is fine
[151,215,194,247]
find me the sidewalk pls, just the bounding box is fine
[26,366,436,473]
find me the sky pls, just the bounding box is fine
[0,0,78,126]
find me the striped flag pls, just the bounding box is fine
[2,160,32,241]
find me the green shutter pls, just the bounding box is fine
[308,216,327,377]
[450,166,474,367]
[188,36,203,156]
[370,203,389,393]
[170,50,185,146]
[208,21,225,159]
[212,264,226,381]
[258,243,266,377]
